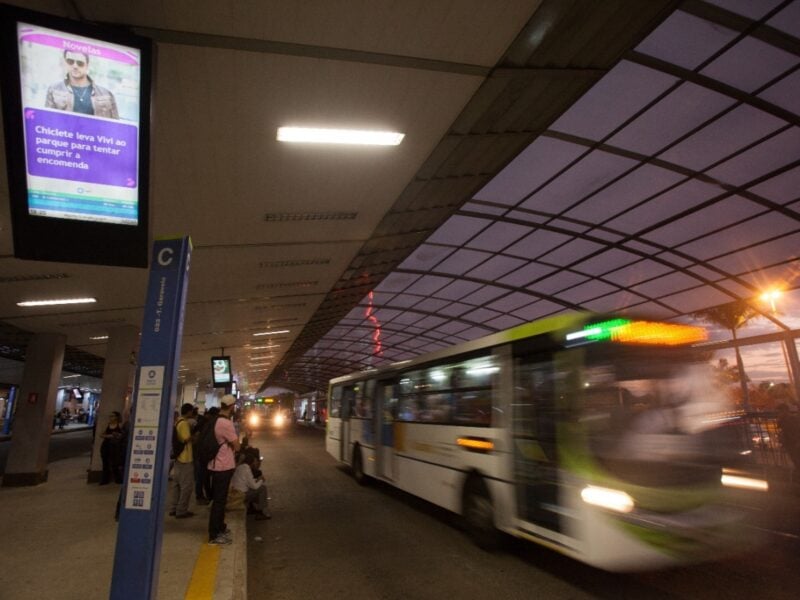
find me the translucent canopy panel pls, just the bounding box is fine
[297,0,800,384]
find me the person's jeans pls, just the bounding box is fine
[208,469,234,541]
[195,459,212,500]
[168,461,194,515]
[245,485,268,513]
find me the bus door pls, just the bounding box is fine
[376,380,398,480]
[512,348,562,533]
[340,385,356,463]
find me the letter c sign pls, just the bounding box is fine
[157,247,174,266]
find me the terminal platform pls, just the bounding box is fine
[0,449,247,600]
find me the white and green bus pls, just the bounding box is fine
[326,313,767,571]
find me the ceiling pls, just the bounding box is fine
[1,0,798,396]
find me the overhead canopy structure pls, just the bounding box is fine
[0,0,798,397]
[267,0,800,392]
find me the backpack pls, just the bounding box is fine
[170,418,187,460]
[195,416,223,465]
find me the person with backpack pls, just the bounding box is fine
[206,397,240,545]
[193,406,217,505]
[167,403,196,519]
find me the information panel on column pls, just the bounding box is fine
[0,4,152,267]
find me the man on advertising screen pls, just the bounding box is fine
[45,49,119,119]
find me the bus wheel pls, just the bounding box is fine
[352,445,367,485]
[463,479,499,551]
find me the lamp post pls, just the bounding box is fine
[758,288,799,403]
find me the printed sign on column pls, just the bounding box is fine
[125,365,164,510]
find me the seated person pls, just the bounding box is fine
[231,452,270,520]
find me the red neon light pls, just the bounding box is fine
[364,291,383,356]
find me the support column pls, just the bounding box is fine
[87,325,139,483]
[785,334,800,403]
[2,332,65,486]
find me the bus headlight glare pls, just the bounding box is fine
[248,414,260,427]
[581,485,634,513]
[274,413,285,427]
[721,474,769,492]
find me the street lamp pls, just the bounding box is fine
[758,287,797,404]
[760,289,783,313]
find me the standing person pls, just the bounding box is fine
[194,406,218,505]
[231,452,271,520]
[100,411,125,485]
[208,397,240,545]
[45,50,119,118]
[167,403,196,519]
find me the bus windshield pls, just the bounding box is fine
[579,348,744,486]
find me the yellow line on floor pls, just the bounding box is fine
[185,543,220,600]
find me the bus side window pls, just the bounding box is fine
[330,385,343,418]
[359,379,375,419]
[342,385,356,419]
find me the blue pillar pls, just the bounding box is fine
[110,237,192,600]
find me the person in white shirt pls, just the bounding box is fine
[231,451,270,520]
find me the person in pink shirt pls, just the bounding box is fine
[208,396,240,545]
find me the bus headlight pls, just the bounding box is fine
[581,485,635,513]
[721,469,769,492]
[248,414,260,427]
[273,413,285,427]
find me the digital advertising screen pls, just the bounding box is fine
[211,356,232,387]
[0,5,152,267]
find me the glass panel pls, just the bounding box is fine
[398,244,454,271]
[700,37,798,93]
[658,105,785,171]
[474,137,586,206]
[768,2,800,38]
[550,61,677,141]
[748,164,800,205]
[635,10,737,70]
[704,0,783,20]
[608,82,736,155]
[519,150,639,213]
[329,385,343,418]
[706,127,800,187]
[564,163,684,223]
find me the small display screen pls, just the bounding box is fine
[211,356,232,386]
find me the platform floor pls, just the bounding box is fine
[0,454,246,600]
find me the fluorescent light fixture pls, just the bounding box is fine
[89,335,109,341]
[581,485,634,513]
[250,345,279,350]
[253,329,289,336]
[277,126,404,146]
[63,374,81,379]
[17,297,97,307]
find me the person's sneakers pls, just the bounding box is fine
[168,511,176,517]
[209,534,232,545]
[196,497,210,505]
[175,511,195,519]
[255,511,271,521]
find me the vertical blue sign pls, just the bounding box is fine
[110,237,191,600]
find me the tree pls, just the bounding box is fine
[694,300,761,411]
